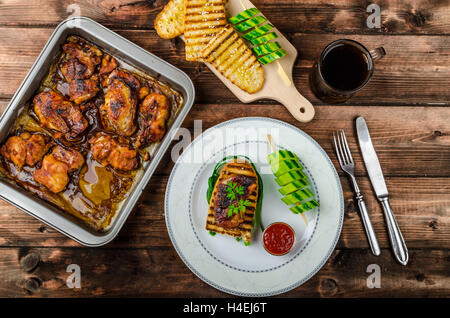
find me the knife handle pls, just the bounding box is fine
[380,197,409,265]
[356,194,381,256]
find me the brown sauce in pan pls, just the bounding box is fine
[0,35,183,231]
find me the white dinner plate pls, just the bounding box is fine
[165,117,344,296]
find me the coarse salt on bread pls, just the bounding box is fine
[184,0,227,61]
[202,24,265,93]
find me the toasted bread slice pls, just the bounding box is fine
[154,0,186,39]
[202,24,265,93]
[206,159,258,243]
[184,0,227,61]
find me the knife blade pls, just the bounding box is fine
[356,116,408,265]
[356,117,388,198]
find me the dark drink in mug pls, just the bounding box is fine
[310,39,385,103]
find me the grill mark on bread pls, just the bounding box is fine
[202,25,265,93]
[184,0,227,61]
[185,13,225,22]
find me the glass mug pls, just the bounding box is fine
[310,39,386,103]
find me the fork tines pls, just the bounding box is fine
[333,129,354,168]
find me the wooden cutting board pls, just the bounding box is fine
[202,0,315,123]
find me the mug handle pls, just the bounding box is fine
[369,47,386,61]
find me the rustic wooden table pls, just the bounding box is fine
[0,0,449,298]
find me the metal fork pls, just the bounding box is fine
[333,130,381,256]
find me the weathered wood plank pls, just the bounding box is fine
[4,101,448,177]
[0,247,448,297]
[2,98,449,177]
[182,103,450,177]
[0,174,448,249]
[0,0,449,35]
[0,29,448,104]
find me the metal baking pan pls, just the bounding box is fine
[0,17,195,246]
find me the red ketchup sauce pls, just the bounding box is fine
[263,222,295,256]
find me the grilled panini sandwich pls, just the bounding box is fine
[202,24,265,93]
[154,0,186,39]
[206,159,258,243]
[184,0,227,61]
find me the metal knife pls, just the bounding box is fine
[356,116,408,265]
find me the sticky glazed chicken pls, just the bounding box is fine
[33,91,88,139]
[89,133,138,171]
[0,35,183,231]
[68,74,100,105]
[61,42,102,79]
[60,57,93,81]
[100,69,141,137]
[60,41,102,105]
[136,93,171,148]
[33,146,84,193]
[0,133,50,169]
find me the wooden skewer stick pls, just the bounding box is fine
[266,134,308,226]
[301,208,308,225]
[266,134,277,153]
[239,0,247,11]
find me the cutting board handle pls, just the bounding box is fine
[272,84,315,123]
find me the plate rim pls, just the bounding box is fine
[164,117,344,296]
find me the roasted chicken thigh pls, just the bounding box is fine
[33,91,88,138]
[62,42,102,77]
[0,133,50,169]
[68,74,100,105]
[60,42,102,104]
[136,93,170,148]
[89,133,138,171]
[33,146,84,193]
[100,70,141,137]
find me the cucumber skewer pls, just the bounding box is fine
[267,134,320,226]
[229,8,287,65]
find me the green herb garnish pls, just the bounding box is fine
[225,181,244,201]
[227,198,251,217]
[209,231,216,236]
[225,181,248,217]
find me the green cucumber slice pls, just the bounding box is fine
[235,16,267,33]
[243,24,274,40]
[275,170,307,186]
[267,150,298,165]
[281,188,314,205]
[278,179,310,196]
[271,159,303,177]
[258,48,288,65]
[229,8,260,24]
[290,200,320,214]
[250,32,278,46]
[266,147,320,216]
[252,42,281,57]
